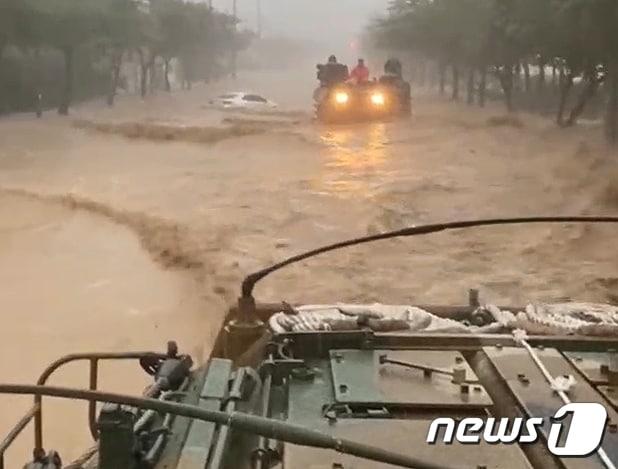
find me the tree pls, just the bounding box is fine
[1,0,253,113]
[134,6,159,98]
[152,0,186,92]
[0,0,20,109]
[0,0,15,58]
[99,0,140,106]
[372,0,618,144]
[28,0,103,114]
[0,0,40,110]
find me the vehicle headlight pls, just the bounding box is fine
[371,93,385,106]
[334,92,349,104]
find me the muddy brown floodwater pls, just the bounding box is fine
[1,67,617,465]
[0,194,210,464]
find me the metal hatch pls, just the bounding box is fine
[563,351,618,409]
[485,346,618,469]
[329,349,491,408]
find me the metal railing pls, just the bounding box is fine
[0,351,164,469]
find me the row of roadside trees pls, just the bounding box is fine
[371,0,618,143]
[0,0,251,115]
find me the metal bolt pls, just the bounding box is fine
[455,356,464,364]
[495,344,503,351]
[574,356,583,362]
[324,408,337,424]
[291,367,315,381]
[601,364,609,375]
[469,289,480,307]
[339,384,348,394]
[33,447,46,462]
[167,340,178,358]
[474,386,483,393]
[333,464,344,469]
[452,366,467,384]
[461,384,470,395]
[423,369,432,379]
[609,423,618,434]
[334,352,344,364]
[608,352,618,386]
[537,345,545,351]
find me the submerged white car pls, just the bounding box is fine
[209,92,278,110]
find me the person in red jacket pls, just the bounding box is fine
[349,58,370,84]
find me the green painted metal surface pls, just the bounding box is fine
[330,349,491,408]
[485,347,618,469]
[176,359,232,469]
[285,357,531,469]
[97,404,137,469]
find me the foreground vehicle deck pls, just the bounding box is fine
[2,217,618,469]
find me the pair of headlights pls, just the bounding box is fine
[334,91,385,106]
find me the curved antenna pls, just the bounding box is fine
[241,216,618,298]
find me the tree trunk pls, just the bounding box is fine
[565,73,601,127]
[451,64,460,100]
[438,62,446,96]
[148,59,156,94]
[164,59,171,92]
[466,67,475,105]
[58,46,73,115]
[478,66,487,107]
[605,60,618,144]
[0,37,5,70]
[556,73,573,127]
[140,64,148,97]
[0,37,6,113]
[107,50,122,107]
[138,49,148,98]
[498,65,514,112]
[33,48,43,117]
[537,57,546,93]
[523,62,531,94]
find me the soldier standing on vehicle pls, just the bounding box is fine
[380,57,411,115]
[349,58,370,84]
[384,58,403,78]
[318,55,349,87]
[315,55,349,103]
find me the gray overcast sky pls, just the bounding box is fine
[211,0,389,44]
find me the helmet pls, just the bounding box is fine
[328,55,337,63]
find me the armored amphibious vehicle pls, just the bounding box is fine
[2,217,618,469]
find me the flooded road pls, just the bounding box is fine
[0,194,210,464]
[0,70,617,464]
